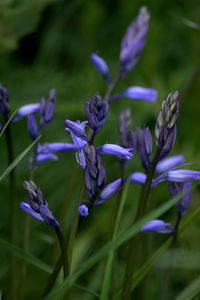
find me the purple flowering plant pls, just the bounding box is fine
[1,5,200,300]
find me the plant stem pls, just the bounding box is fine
[104,73,121,102]
[19,141,38,300]
[4,117,17,300]
[54,226,68,279]
[161,212,181,300]
[42,176,85,297]
[51,164,80,263]
[122,148,161,300]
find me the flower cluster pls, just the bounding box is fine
[21,181,60,229]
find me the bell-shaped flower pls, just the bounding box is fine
[98,144,135,160]
[93,178,122,206]
[110,87,157,103]
[141,219,174,234]
[91,54,110,84]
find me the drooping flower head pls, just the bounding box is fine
[120,6,150,76]
[21,181,60,229]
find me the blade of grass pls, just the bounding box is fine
[0,109,17,139]
[100,181,129,300]
[0,237,52,274]
[175,276,200,300]
[44,189,189,300]
[0,135,41,182]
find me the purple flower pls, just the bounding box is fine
[155,91,179,152]
[120,7,150,76]
[94,178,122,206]
[0,83,10,116]
[44,143,76,152]
[110,87,157,103]
[167,170,200,182]
[144,127,152,156]
[65,120,88,169]
[65,120,89,143]
[156,155,185,173]
[168,181,192,217]
[135,127,152,170]
[84,93,109,134]
[141,220,174,234]
[130,172,147,185]
[12,103,40,122]
[27,114,38,140]
[44,89,56,124]
[78,204,89,217]
[21,181,60,229]
[98,144,134,160]
[91,54,110,84]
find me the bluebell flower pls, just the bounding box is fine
[120,7,150,76]
[93,178,122,206]
[91,54,110,84]
[110,87,157,103]
[78,204,89,217]
[119,108,136,149]
[0,83,10,116]
[130,172,147,185]
[21,181,60,229]
[84,93,109,134]
[135,127,152,170]
[44,89,56,124]
[167,170,200,182]
[155,91,179,155]
[0,121,3,133]
[141,220,174,234]
[98,144,134,160]
[44,142,76,152]
[27,114,38,140]
[12,103,40,122]
[168,181,192,217]
[155,155,185,173]
[65,120,89,143]
[65,120,88,169]
[84,144,106,197]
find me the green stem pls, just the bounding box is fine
[54,226,68,279]
[51,164,80,264]
[19,141,38,300]
[104,73,121,102]
[4,117,17,300]
[42,176,85,297]
[122,148,161,300]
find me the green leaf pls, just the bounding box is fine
[0,237,52,274]
[0,135,41,182]
[0,109,17,139]
[44,191,185,300]
[175,276,200,300]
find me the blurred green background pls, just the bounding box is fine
[0,0,200,299]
